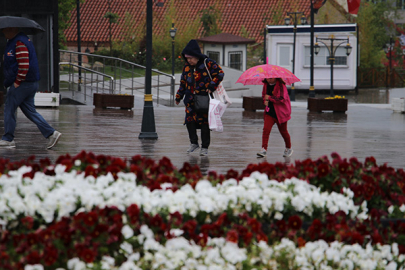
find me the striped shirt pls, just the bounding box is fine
[15,41,29,86]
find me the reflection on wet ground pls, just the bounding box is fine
[294,88,402,104]
[306,111,347,123]
[0,87,403,175]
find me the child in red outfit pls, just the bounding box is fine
[257,78,293,158]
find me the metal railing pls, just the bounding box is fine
[59,50,176,106]
[59,62,114,104]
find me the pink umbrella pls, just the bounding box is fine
[236,64,301,85]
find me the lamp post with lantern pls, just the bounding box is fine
[384,36,394,88]
[314,35,352,97]
[284,11,306,101]
[169,22,177,107]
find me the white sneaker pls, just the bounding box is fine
[0,139,16,148]
[283,148,293,157]
[187,144,200,153]
[257,148,266,157]
[47,131,62,149]
[200,148,208,156]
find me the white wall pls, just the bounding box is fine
[267,30,357,91]
[203,43,248,71]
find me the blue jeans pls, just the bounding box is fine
[2,81,55,141]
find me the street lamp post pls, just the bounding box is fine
[169,22,177,107]
[309,0,315,98]
[285,12,307,101]
[384,36,394,88]
[314,35,352,97]
[139,0,158,140]
[76,0,82,88]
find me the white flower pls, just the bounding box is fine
[24,265,44,270]
[388,205,394,214]
[121,225,134,239]
[274,212,283,220]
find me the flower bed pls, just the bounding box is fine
[0,151,405,269]
[93,93,134,110]
[307,97,348,113]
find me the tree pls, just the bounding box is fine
[104,5,120,56]
[356,1,398,68]
[200,5,222,37]
[58,0,78,49]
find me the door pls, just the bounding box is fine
[277,44,293,72]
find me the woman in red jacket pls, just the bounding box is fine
[257,78,293,158]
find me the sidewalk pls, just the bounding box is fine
[0,96,403,175]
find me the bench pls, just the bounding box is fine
[242,96,265,111]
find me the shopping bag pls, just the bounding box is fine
[213,82,232,107]
[208,96,225,132]
[204,58,232,108]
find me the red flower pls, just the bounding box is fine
[288,215,302,231]
[256,232,268,243]
[26,233,38,247]
[196,233,208,247]
[371,230,384,244]
[84,165,98,178]
[127,204,140,223]
[106,165,120,180]
[159,157,174,173]
[182,220,197,234]
[215,213,228,226]
[43,245,58,266]
[226,230,239,243]
[243,232,253,245]
[169,211,183,227]
[225,169,239,180]
[79,248,96,263]
[351,231,364,245]
[317,163,330,177]
[365,156,377,167]
[21,216,34,230]
[83,211,98,226]
[297,237,306,247]
[247,218,261,233]
[150,214,164,228]
[26,250,41,265]
[338,161,349,174]
[275,220,287,234]
[91,224,108,238]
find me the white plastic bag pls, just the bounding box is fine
[213,82,232,107]
[208,95,226,132]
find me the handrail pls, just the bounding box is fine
[59,62,114,81]
[59,49,175,79]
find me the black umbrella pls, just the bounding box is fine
[0,16,45,35]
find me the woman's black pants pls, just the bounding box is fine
[186,121,210,149]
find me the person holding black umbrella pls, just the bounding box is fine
[0,25,61,149]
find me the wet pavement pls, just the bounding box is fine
[0,88,404,175]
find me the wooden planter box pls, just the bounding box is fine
[307,98,348,113]
[243,96,265,111]
[35,92,60,107]
[93,93,134,109]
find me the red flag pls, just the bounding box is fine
[313,0,327,14]
[336,0,361,15]
[347,0,361,15]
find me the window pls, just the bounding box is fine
[207,51,220,64]
[398,0,405,9]
[228,51,242,70]
[304,46,348,66]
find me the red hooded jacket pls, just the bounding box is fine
[261,80,291,124]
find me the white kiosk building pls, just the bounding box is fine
[266,24,358,91]
[197,33,255,72]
